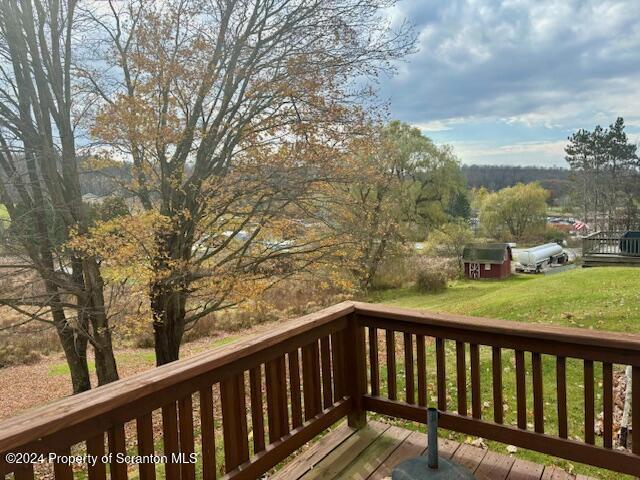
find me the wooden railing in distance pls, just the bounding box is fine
[354,302,640,477]
[583,231,640,256]
[1,301,640,478]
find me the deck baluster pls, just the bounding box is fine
[456,341,467,416]
[320,336,333,409]
[135,414,155,480]
[199,386,217,480]
[386,329,397,400]
[302,342,322,420]
[556,356,568,438]
[404,333,415,405]
[266,356,290,442]
[178,395,196,480]
[369,327,380,396]
[436,338,446,411]
[492,347,503,424]
[108,424,128,480]
[288,350,304,428]
[470,344,481,419]
[532,353,544,434]
[515,350,526,429]
[584,360,595,445]
[220,373,249,472]
[249,366,266,453]
[416,334,427,407]
[603,362,613,449]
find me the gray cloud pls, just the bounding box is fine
[383,0,640,126]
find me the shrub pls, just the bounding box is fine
[412,256,459,293]
[415,269,448,293]
[541,226,568,243]
[0,332,58,367]
[370,256,413,290]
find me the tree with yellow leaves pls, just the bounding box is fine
[331,121,466,291]
[75,0,414,364]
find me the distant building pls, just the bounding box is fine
[82,193,103,205]
[462,243,512,280]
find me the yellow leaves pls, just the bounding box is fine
[91,94,182,146]
[478,183,550,241]
[80,154,122,173]
[68,210,171,284]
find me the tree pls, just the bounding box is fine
[565,118,639,230]
[424,220,474,272]
[78,0,415,364]
[333,121,465,291]
[0,0,119,392]
[479,183,549,241]
[602,118,639,229]
[446,190,471,220]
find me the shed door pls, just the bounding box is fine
[469,262,480,279]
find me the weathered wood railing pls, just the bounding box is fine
[583,231,640,256]
[0,303,356,480]
[355,302,640,476]
[1,301,640,478]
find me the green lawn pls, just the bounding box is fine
[373,267,639,332]
[370,267,640,480]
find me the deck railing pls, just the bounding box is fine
[1,301,640,479]
[583,231,640,256]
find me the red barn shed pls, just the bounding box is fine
[462,243,512,279]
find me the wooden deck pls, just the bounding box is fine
[582,253,640,267]
[272,421,598,480]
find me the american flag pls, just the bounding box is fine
[574,221,588,231]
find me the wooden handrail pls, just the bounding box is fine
[354,302,640,354]
[1,301,640,478]
[0,302,354,478]
[354,302,640,476]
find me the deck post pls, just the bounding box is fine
[345,313,367,428]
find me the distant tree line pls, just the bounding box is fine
[462,165,570,204]
[565,118,639,230]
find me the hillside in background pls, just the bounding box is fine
[462,165,571,203]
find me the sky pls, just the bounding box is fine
[380,0,640,166]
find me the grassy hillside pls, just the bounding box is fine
[374,267,640,333]
[371,267,640,480]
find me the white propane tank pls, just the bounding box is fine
[514,243,564,272]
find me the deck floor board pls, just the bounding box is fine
[507,458,545,480]
[271,423,356,480]
[451,443,488,473]
[475,449,516,480]
[335,426,410,480]
[273,420,597,480]
[298,422,388,479]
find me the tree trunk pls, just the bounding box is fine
[151,283,187,365]
[83,259,120,385]
[361,238,387,291]
[50,298,91,393]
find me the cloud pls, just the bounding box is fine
[411,116,477,132]
[452,140,567,166]
[380,0,640,165]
